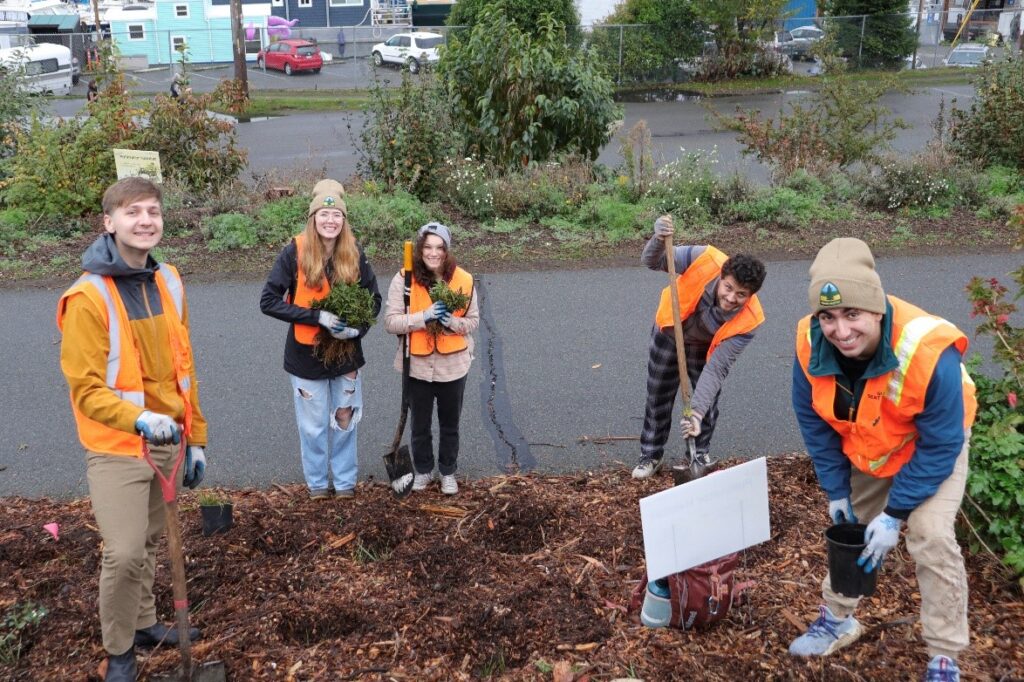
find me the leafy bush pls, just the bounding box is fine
[257,195,309,246]
[950,55,1024,170]
[355,71,460,200]
[440,4,619,168]
[694,42,792,82]
[732,187,827,227]
[346,190,439,249]
[0,54,44,173]
[436,157,494,221]
[490,158,591,221]
[572,195,653,242]
[202,213,261,252]
[448,0,580,42]
[648,150,752,221]
[963,267,1024,577]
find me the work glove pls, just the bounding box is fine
[422,301,448,323]
[135,411,180,446]
[829,497,858,525]
[318,311,344,331]
[183,446,206,489]
[438,311,455,329]
[857,512,902,573]
[680,413,702,438]
[654,215,675,239]
[330,326,360,340]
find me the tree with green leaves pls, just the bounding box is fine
[447,0,579,41]
[439,4,619,168]
[0,54,44,175]
[822,0,915,68]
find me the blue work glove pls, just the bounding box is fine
[318,311,344,331]
[829,497,858,525]
[857,512,902,573]
[422,301,448,323]
[330,326,360,340]
[135,411,180,445]
[439,311,455,328]
[183,446,206,489]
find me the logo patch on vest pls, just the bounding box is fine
[819,282,841,308]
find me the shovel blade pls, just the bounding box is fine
[383,444,414,498]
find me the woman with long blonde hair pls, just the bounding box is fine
[260,180,381,499]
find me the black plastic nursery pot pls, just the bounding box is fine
[200,503,233,537]
[825,523,879,598]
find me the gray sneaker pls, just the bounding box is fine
[631,457,665,480]
[788,606,863,657]
[309,488,330,500]
[335,488,355,499]
[440,474,458,495]
[412,472,434,491]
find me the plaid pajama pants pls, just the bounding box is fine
[639,326,721,462]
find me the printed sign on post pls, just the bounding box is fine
[112,149,163,183]
[639,457,771,582]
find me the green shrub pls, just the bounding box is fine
[346,191,440,250]
[0,208,31,242]
[574,196,650,242]
[648,150,751,221]
[951,55,1024,170]
[0,601,46,666]
[257,195,308,246]
[490,160,591,221]
[963,268,1024,577]
[202,213,261,252]
[732,187,827,227]
[436,157,494,221]
[448,0,580,41]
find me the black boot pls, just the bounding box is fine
[133,621,200,648]
[105,647,136,681]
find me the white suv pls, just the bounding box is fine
[371,31,444,73]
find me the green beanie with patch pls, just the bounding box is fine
[808,237,886,314]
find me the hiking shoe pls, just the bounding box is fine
[134,622,199,648]
[925,655,960,682]
[632,457,664,480]
[104,646,137,681]
[412,472,433,491]
[335,488,355,499]
[788,606,863,657]
[309,488,330,500]
[440,474,458,495]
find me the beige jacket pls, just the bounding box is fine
[383,270,480,382]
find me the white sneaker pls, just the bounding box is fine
[631,457,664,480]
[440,474,458,495]
[788,606,863,657]
[412,472,433,491]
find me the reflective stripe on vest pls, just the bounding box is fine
[409,267,473,356]
[795,295,977,478]
[653,246,765,360]
[76,273,145,407]
[292,233,331,345]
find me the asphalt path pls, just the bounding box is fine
[1,250,1015,499]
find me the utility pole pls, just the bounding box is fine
[229,0,249,96]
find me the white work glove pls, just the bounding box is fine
[330,326,360,340]
[680,413,702,438]
[857,512,902,573]
[183,446,206,489]
[422,301,448,323]
[828,497,858,525]
[318,311,343,331]
[135,411,180,445]
[654,215,675,239]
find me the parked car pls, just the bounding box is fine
[787,25,825,60]
[256,39,323,75]
[943,43,991,67]
[371,31,443,74]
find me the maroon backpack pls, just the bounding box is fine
[629,553,753,629]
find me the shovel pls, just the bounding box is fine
[661,222,718,485]
[142,440,226,682]
[383,240,415,497]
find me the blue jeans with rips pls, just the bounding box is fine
[289,371,362,493]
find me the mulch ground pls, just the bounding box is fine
[1,455,1021,681]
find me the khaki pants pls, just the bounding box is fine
[821,438,970,659]
[86,443,179,655]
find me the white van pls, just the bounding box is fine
[0,42,73,95]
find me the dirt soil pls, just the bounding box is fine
[1,456,1021,681]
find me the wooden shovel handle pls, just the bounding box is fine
[663,230,694,413]
[164,497,193,679]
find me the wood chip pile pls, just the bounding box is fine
[1,456,1021,681]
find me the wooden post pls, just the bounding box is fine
[229,0,249,97]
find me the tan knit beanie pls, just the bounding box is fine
[808,238,885,314]
[308,179,347,218]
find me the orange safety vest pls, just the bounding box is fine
[654,246,765,360]
[291,233,331,345]
[795,295,977,478]
[409,267,474,356]
[56,264,195,457]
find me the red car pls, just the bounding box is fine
[256,39,323,75]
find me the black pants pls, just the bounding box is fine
[408,375,467,476]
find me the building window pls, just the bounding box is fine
[128,24,145,40]
[244,36,261,54]
[175,4,188,17]
[172,36,187,52]
[329,0,361,6]
[298,0,312,7]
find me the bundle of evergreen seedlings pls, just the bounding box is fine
[309,283,377,365]
[426,280,471,338]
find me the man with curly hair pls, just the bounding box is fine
[632,214,767,479]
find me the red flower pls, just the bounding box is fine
[996,314,1010,325]
[1010,392,1019,409]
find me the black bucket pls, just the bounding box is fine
[825,523,878,598]
[201,503,233,537]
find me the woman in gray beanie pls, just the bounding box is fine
[789,237,974,682]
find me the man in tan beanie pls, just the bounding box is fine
[789,237,975,682]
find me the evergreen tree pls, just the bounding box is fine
[823,0,916,68]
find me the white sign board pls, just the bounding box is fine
[112,149,163,183]
[640,457,771,582]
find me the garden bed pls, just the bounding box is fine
[1,456,1021,680]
